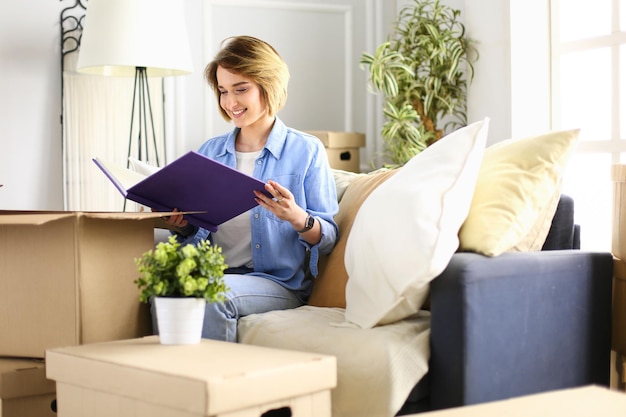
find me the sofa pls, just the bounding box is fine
[237,120,613,417]
[396,194,612,414]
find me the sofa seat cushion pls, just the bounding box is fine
[238,306,431,417]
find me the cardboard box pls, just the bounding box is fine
[617,352,626,390]
[307,131,365,173]
[412,386,626,416]
[0,357,56,417]
[614,257,626,354]
[612,164,626,260]
[0,211,166,358]
[46,336,336,417]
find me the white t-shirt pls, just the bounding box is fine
[210,150,261,269]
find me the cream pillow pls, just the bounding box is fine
[308,169,397,308]
[458,129,580,256]
[344,118,489,328]
[332,169,363,203]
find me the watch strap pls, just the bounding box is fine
[295,213,314,233]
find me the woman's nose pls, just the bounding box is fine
[224,98,238,111]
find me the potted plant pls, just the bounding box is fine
[360,0,478,167]
[135,235,228,344]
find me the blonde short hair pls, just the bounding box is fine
[205,36,290,121]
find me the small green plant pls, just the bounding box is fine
[135,235,229,303]
[361,0,478,167]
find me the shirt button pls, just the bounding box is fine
[254,213,259,219]
[255,244,261,249]
[257,160,262,165]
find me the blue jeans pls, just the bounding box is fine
[151,273,303,342]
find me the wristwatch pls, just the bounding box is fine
[296,213,315,233]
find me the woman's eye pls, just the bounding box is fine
[236,88,247,94]
[219,90,227,95]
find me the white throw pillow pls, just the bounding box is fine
[344,118,489,328]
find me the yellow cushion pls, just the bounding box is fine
[458,129,580,256]
[307,169,397,307]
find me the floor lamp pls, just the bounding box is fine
[76,0,193,168]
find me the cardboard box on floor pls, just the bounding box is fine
[612,164,626,260]
[0,211,168,358]
[614,257,626,355]
[46,336,337,417]
[616,352,626,391]
[307,131,365,173]
[412,386,626,416]
[0,357,56,417]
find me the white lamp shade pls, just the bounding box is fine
[77,0,193,77]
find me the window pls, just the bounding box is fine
[551,0,625,250]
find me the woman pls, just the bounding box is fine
[159,35,339,342]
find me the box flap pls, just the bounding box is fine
[79,211,178,221]
[307,131,366,148]
[0,358,55,399]
[0,210,181,226]
[0,211,76,226]
[0,215,79,357]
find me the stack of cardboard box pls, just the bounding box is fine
[0,358,56,416]
[0,211,162,416]
[612,165,626,391]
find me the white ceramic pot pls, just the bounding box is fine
[154,297,206,345]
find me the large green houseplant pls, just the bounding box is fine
[361,0,478,167]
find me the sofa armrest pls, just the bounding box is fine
[428,250,613,410]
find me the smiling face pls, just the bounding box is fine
[216,66,271,131]
[205,37,290,123]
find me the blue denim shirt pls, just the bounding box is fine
[180,118,339,298]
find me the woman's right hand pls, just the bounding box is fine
[153,207,188,228]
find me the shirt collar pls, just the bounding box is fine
[222,117,288,160]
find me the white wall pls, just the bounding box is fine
[0,0,64,210]
[464,0,551,145]
[0,0,513,210]
[464,0,512,145]
[174,0,390,154]
[175,0,399,172]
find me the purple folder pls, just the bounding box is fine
[94,151,271,232]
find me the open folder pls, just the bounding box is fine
[93,151,271,232]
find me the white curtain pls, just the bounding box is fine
[62,52,164,212]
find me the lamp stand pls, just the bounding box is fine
[127,66,163,168]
